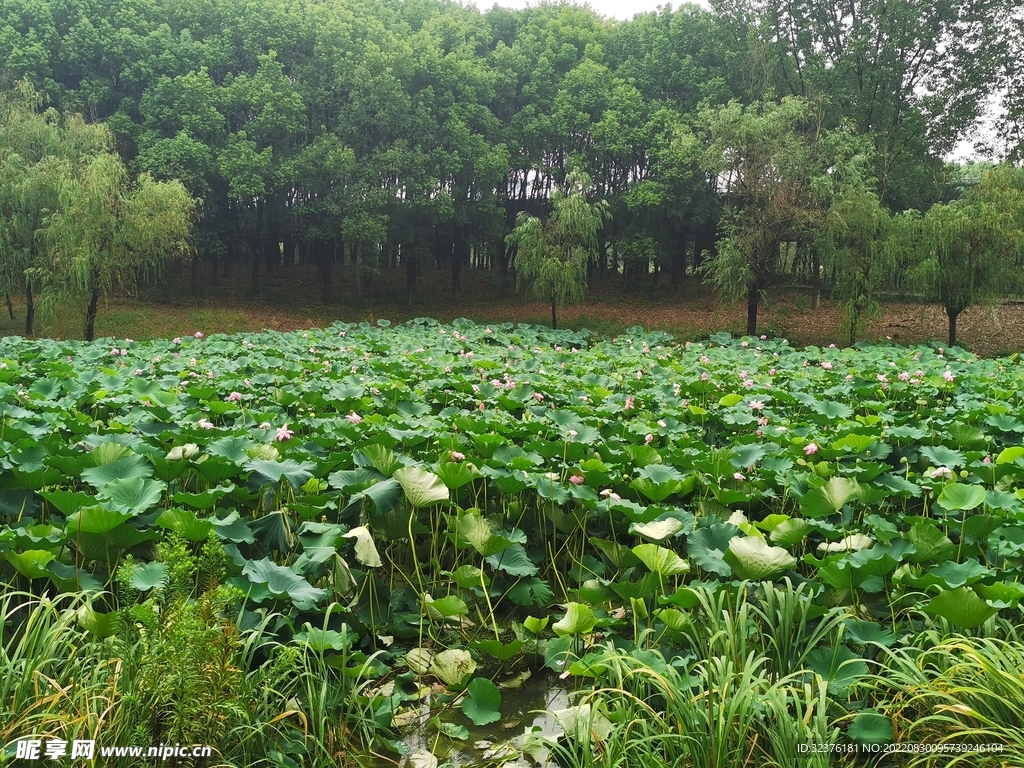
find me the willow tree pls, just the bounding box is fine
[37,151,194,340]
[698,97,823,336]
[506,170,610,329]
[0,85,108,335]
[813,148,896,345]
[908,165,1024,347]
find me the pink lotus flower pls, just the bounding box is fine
[749,399,765,410]
[700,372,709,381]
[943,370,955,382]
[624,396,635,411]
[258,421,272,429]
[346,412,363,425]
[227,391,242,402]
[276,424,294,441]
[804,443,819,455]
[172,337,181,344]
[198,418,214,429]
[566,429,578,440]
[898,372,910,381]
[983,456,992,464]
[657,420,667,428]
[569,475,584,485]
[194,331,204,339]
[600,489,621,501]
[645,434,654,444]
[478,402,485,411]
[534,392,544,402]
[877,373,888,383]
[734,472,746,481]
[743,379,754,388]
[451,451,465,462]
[820,361,832,370]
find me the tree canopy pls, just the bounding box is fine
[0,0,1019,340]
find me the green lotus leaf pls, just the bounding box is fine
[5,549,56,579]
[800,477,861,518]
[462,677,501,725]
[100,476,166,512]
[925,587,998,628]
[553,602,598,638]
[242,557,327,610]
[724,536,796,580]
[394,466,449,508]
[66,504,134,534]
[631,543,689,577]
[937,483,986,511]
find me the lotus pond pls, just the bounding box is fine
[3,321,1024,767]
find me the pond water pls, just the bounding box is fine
[379,671,572,768]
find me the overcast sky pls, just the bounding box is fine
[482,0,682,20]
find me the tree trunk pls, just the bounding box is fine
[25,281,35,336]
[551,295,558,330]
[352,242,361,298]
[250,242,260,291]
[671,237,687,290]
[85,285,100,342]
[811,248,821,309]
[407,255,416,307]
[947,306,959,347]
[5,293,14,320]
[317,241,332,303]
[746,285,759,336]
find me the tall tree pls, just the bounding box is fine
[711,0,1009,210]
[698,97,825,335]
[506,168,609,329]
[0,84,109,334]
[36,151,194,340]
[814,148,895,344]
[906,164,1024,347]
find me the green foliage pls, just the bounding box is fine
[905,164,1024,346]
[4,322,1024,762]
[507,169,610,329]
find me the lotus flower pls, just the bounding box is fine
[276,424,294,441]
[198,419,214,429]
[346,412,363,425]
[569,475,584,485]
[804,443,819,455]
[451,451,465,462]
[227,391,242,402]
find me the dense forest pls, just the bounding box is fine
[1,0,1023,340]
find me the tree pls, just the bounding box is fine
[814,150,895,345]
[0,84,110,335]
[698,97,824,336]
[506,169,609,329]
[906,165,1024,347]
[35,151,194,340]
